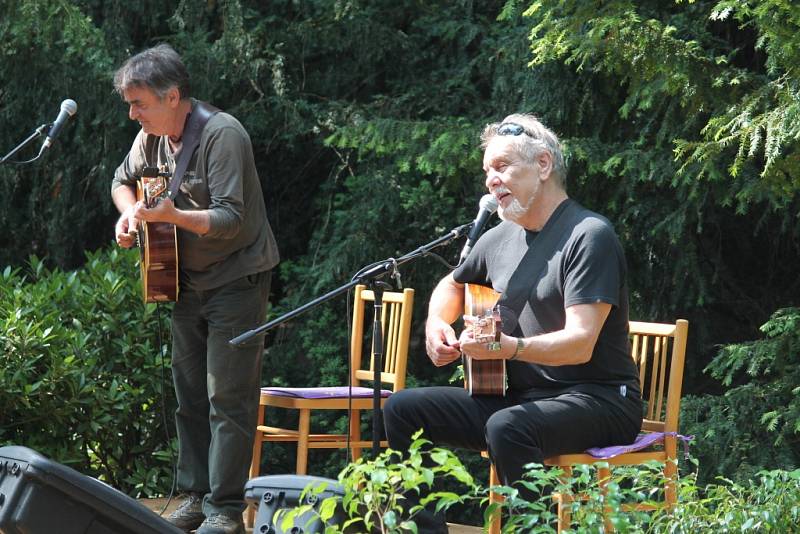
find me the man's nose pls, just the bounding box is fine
[485,172,501,190]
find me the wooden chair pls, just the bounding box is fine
[486,319,689,533]
[246,285,414,525]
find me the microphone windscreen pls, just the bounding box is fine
[479,193,498,214]
[61,99,78,116]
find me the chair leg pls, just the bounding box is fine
[250,404,266,479]
[488,462,502,534]
[597,466,613,532]
[349,409,362,463]
[296,408,311,475]
[664,459,678,508]
[245,403,266,529]
[556,466,573,534]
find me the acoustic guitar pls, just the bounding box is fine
[136,167,179,303]
[463,284,507,396]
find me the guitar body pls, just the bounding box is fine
[464,284,507,396]
[136,174,179,303]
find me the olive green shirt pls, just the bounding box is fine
[112,100,279,291]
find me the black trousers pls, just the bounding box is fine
[383,385,642,498]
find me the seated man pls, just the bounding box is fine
[383,113,642,532]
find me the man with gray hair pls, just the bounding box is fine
[383,114,642,532]
[111,44,279,534]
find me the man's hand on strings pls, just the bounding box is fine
[115,205,139,249]
[425,317,462,367]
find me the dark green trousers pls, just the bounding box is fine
[171,271,270,518]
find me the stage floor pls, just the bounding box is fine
[140,498,483,533]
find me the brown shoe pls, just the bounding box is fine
[166,493,205,532]
[195,513,245,534]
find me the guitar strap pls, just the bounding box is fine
[496,199,581,335]
[168,100,220,200]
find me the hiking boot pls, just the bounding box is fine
[195,513,245,534]
[166,493,205,532]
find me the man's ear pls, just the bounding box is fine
[166,87,181,108]
[536,151,554,180]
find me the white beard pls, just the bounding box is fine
[496,186,536,223]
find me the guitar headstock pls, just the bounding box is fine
[139,166,172,207]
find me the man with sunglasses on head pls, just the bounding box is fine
[383,114,642,532]
[111,44,279,534]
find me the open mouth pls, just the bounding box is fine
[495,190,512,206]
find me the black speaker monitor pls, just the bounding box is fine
[0,445,183,534]
[245,474,348,534]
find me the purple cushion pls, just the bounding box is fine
[585,432,693,459]
[261,386,392,399]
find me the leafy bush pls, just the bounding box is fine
[276,432,479,533]
[654,467,800,532]
[680,307,800,483]
[499,461,800,533]
[0,246,176,497]
[273,452,800,532]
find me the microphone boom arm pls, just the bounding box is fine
[229,221,473,346]
[0,123,49,165]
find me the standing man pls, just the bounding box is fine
[111,44,279,534]
[383,114,642,532]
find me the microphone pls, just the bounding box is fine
[41,99,78,152]
[459,194,499,263]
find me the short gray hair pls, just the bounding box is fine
[481,113,566,188]
[113,44,191,99]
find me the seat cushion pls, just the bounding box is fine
[261,386,392,399]
[585,432,693,459]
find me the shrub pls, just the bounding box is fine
[276,432,479,533]
[0,246,176,497]
[269,443,800,532]
[500,460,800,533]
[680,307,800,483]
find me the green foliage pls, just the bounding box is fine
[680,307,800,483]
[654,468,800,532]
[506,1,800,338]
[276,431,479,533]
[2,0,800,497]
[275,454,800,532]
[491,463,564,532]
[0,0,132,268]
[498,460,800,532]
[0,246,176,497]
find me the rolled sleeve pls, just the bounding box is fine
[202,125,246,239]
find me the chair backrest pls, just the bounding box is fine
[350,284,415,392]
[628,320,689,434]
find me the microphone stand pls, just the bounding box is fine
[0,123,50,165]
[230,221,473,456]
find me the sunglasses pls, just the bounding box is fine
[497,122,530,137]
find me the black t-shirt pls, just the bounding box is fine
[453,199,639,396]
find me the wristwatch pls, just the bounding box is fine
[509,337,524,360]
